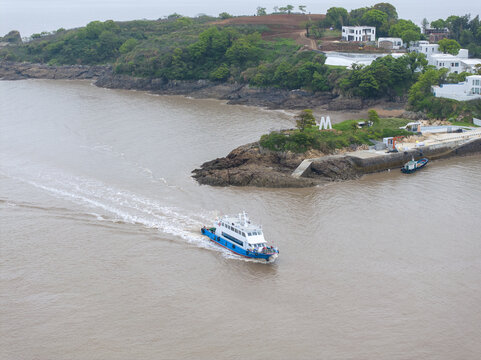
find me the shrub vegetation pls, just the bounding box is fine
[260,115,410,153]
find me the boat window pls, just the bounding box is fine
[258,230,263,235]
[221,232,243,247]
[248,232,252,236]
[242,232,246,236]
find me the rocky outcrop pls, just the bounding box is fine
[192,143,324,187]
[0,61,109,80]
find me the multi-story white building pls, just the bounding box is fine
[341,26,376,42]
[432,75,481,101]
[413,42,481,74]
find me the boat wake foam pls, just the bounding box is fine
[1,162,253,261]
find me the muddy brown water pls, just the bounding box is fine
[1,80,481,359]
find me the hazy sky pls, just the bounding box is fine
[1,0,480,37]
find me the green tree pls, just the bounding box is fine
[348,7,370,26]
[405,52,428,75]
[85,21,104,39]
[446,71,469,83]
[298,5,306,13]
[368,109,380,124]
[256,7,267,16]
[372,3,398,21]
[210,64,230,81]
[408,68,448,108]
[446,15,470,41]
[361,9,388,29]
[421,18,429,33]
[119,38,138,54]
[219,12,233,19]
[286,5,294,14]
[389,19,421,37]
[296,109,316,131]
[167,13,182,20]
[401,29,421,45]
[438,38,461,55]
[312,71,329,91]
[325,7,349,29]
[430,19,446,30]
[225,37,261,66]
[98,30,121,60]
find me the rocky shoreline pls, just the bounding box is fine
[0,60,393,110]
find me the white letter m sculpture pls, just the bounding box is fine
[319,116,332,130]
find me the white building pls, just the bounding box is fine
[341,26,376,42]
[427,50,481,74]
[412,43,481,74]
[432,75,481,101]
[414,42,440,55]
[377,37,403,50]
[460,58,481,73]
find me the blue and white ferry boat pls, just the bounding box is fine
[201,212,279,262]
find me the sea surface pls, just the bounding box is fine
[1,79,481,359]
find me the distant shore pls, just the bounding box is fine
[0,60,407,114]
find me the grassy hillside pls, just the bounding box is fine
[1,16,339,92]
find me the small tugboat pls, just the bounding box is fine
[201,212,279,262]
[401,157,429,174]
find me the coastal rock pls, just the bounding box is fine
[401,110,427,120]
[0,61,109,80]
[192,142,322,188]
[327,96,364,110]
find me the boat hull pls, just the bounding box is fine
[201,228,278,262]
[401,158,429,174]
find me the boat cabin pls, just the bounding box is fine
[404,160,417,171]
[214,212,268,251]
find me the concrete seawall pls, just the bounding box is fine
[298,135,481,180]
